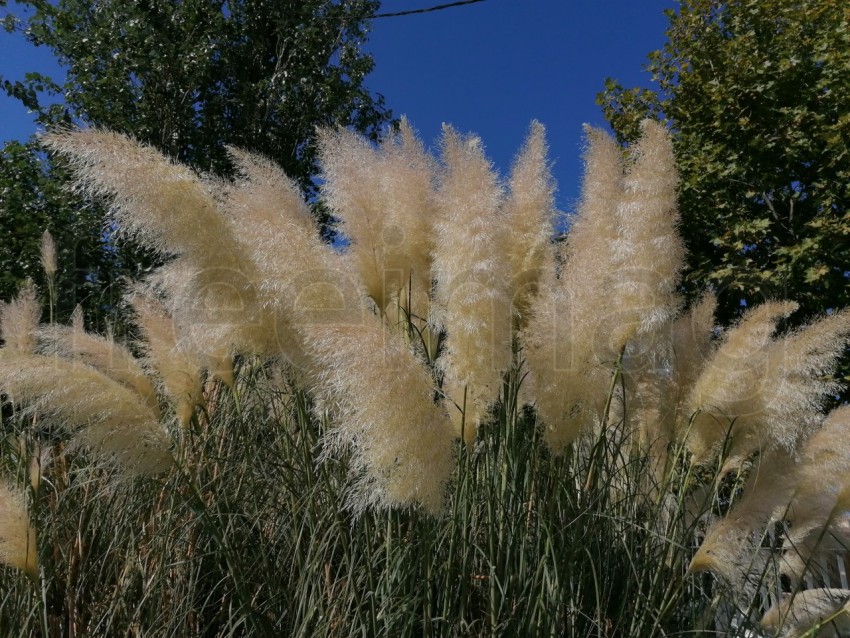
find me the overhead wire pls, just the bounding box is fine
[371,0,487,19]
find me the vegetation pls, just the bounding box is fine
[0,0,393,322]
[0,119,849,637]
[597,0,850,328]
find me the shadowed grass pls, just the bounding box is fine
[0,354,728,637]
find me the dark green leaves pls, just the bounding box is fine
[598,0,850,327]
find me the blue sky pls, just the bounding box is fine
[0,0,675,211]
[365,0,674,209]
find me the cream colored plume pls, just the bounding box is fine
[318,120,437,314]
[0,355,172,474]
[687,304,850,467]
[43,128,276,364]
[628,293,718,486]
[692,407,850,594]
[127,288,202,428]
[522,127,624,450]
[0,481,37,579]
[760,309,850,452]
[670,293,718,419]
[227,146,317,234]
[503,121,556,323]
[761,589,850,638]
[607,120,683,353]
[307,322,456,514]
[0,280,40,355]
[688,449,795,595]
[778,407,850,585]
[39,229,57,279]
[37,321,160,417]
[685,300,798,464]
[381,119,440,319]
[431,126,512,441]
[223,147,361,372]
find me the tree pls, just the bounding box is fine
[0,139,124,322]
[0,0,392,318]
[597,0,850,328]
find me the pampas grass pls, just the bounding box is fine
[0,118,846,637]
[0,355,172,473]
[432,126,512,442]
[36,319,160,417]
[0,481,37,579]
[0,279,40,355]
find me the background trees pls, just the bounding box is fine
[1,0,392,321]
[598,0,850,328]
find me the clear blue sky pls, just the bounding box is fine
[365,0,674,210]
[0,0,675,212]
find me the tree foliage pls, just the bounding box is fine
[598,0,850,327]
[0,140,122,322]
[0,0,392,318]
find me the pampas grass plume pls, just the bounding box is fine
[224,146,361,329]
[608,120,683,349]
[127,288,202,428]
[318,120,437,314]
[432,126,512,441]
[503,121,556,322]
[686,300,798,463]
[0,280,40,355]
[307,322,455,514]
[523,126,624,450]
[761,588,850,638]
[44,129,276,365]
[318,127,393,310]
[0,355,172,473]
[37,322,161,417]
[0,482,37,579]
[39,229,56,279]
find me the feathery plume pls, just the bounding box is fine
[503,121,556,323]
[43,129,239,266]
[379,119,439,319]
[127,288,203,428]
[685,300,798,464]
[688,449,796,596]
[0,355,171,473]
[40,230,57,323]
[307,322,455,514]
[628,294,718,485]
[687,305,850,467]
[223,147,361,371]
[227,146,317,235]
[606,120,684,352]
[0,280,40,355]
[778,407,850,584]
[432,126,512,441]
[692,407,850,594]
[318,120,438,314]
[761,589,850,638]
[39,229,57,279]
[760,309,850,452]
[0,481,37,579]
[318,127,394,310]
[37,324,160,417]
[523,127,624,450]
[670,293,718,417]
[44,128,277,364]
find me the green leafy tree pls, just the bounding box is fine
[598,0,850,327]
[0,0,392,318]
[0,140,123,322]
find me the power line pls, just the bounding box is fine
[372,0,487,19]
